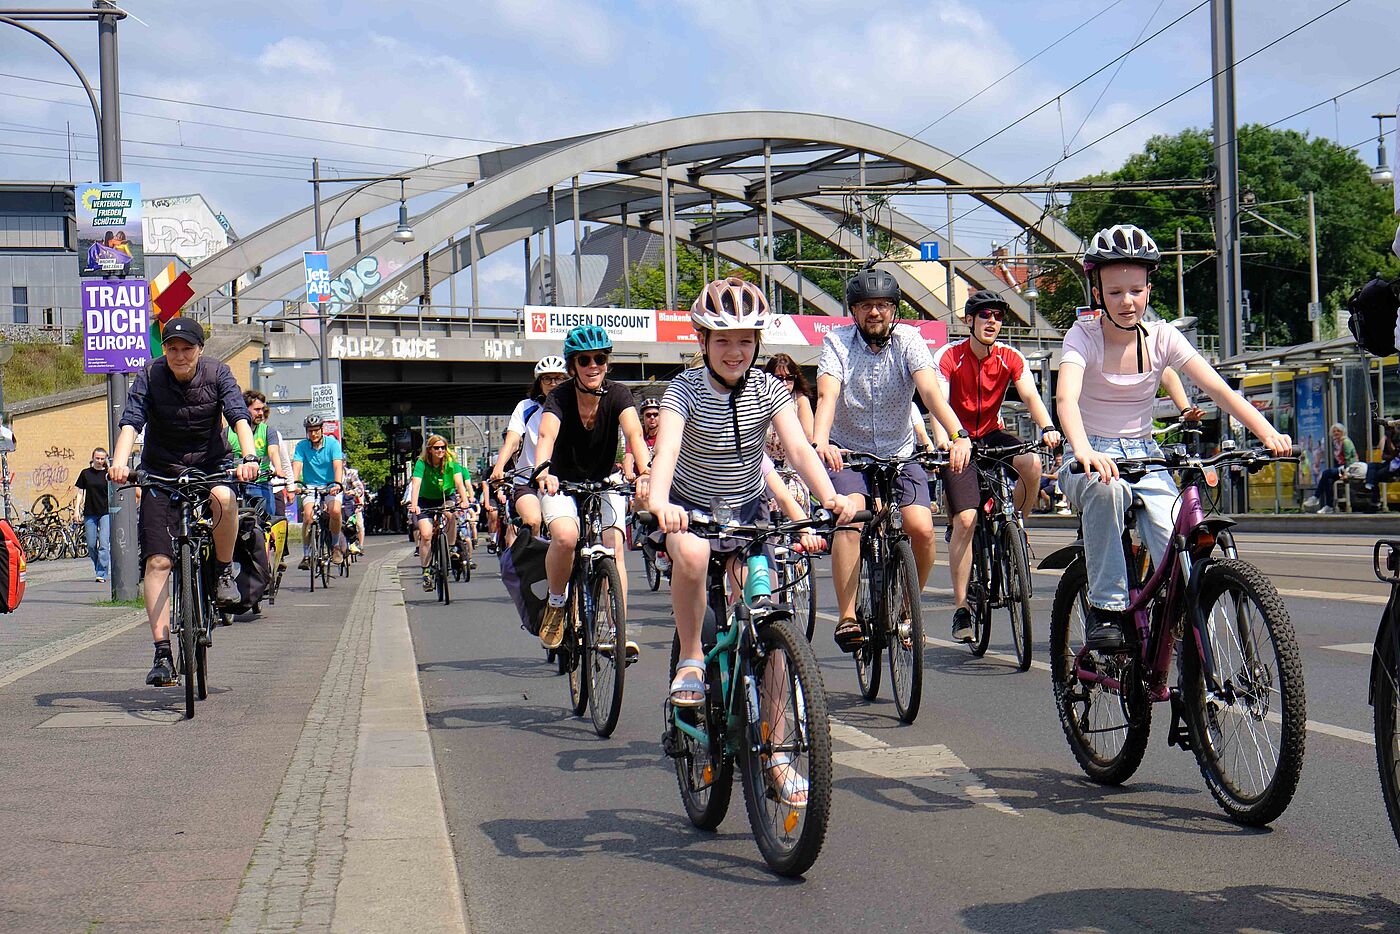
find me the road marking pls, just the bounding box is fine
[925,635,1053,672]
[0,612,144,691]
[1322,643,1374,656]
[830,719,1018,816]
[35,708,184,728]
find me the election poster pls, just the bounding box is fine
[81,280,152,374]
[78,182,144,279]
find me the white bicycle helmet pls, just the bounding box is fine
[1083,224,1161,272]
[690,277,773,331]
[534,355,567,377]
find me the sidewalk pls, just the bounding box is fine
[0,542,467,933]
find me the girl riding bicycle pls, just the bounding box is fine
[492,356,569,541]
[1056,224,1292,652]
[649,277,857,802]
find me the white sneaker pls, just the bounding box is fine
[1302,496,1319,510]
[1317,505,1334,515]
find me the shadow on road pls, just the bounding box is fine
[420,655,562,680]
[960,885,1400,933]
[478,807,802,887]
[556,738,667,774]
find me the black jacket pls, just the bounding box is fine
[119,356,251,473]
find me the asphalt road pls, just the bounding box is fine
[407,532,1400,934]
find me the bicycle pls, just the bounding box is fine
[841,450,944,724]
[124,466,256,719]
[654,507,860,877]
[1370,540,1400,848]
[962,440,1043,671]
[299,485,338,592]
[1042,442,1307,826]
[416,505,457,605]
[542,469,633,738]
[770,465,819,640]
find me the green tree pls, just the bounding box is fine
[608,243,750,308]
[340,416,390,489]
[1036,126,1399,341]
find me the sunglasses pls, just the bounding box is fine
[430,445,447,450]
[574,353,609,368]
[974,308,1006,321]
[643,410,660,416]
[775,373,796,383]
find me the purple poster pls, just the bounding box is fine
[82,280,152,374]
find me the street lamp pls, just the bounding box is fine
[1372,114,1394,186]
[392,179,416,243]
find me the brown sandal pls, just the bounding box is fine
[834,617,864,653]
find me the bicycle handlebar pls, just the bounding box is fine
[843,450,948,471]
[635,507,873,540]
[1065,446,1298,481]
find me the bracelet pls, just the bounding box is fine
[1040,425,1057,436]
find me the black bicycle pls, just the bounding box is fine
[542,467,633,738]
[417,504,457,605]
[125,466,258,719]
[1371,540,1400,848]
[963,440,1042,671]
[300,484,338,592]
[842,450,943,723]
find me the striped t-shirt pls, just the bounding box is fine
[661,367,793,507]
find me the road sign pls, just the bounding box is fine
[310,382,341,419]
[1308,300,1322,322]
[304,251,332,304]
[919,241,940,261]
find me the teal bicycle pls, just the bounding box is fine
[651,507,861,877]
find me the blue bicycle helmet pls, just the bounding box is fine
[562,324,612,360]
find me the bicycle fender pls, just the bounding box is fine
[1185,517,1236,559]
[1037,540,1083,570]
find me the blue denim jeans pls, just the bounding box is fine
[1060,436,1179,611]
[84,514,110,580]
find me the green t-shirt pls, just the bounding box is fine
[228,422,271,469]
[413,457,470,502]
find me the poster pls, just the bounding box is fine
[78,182,143,279]
[304,251,332,304]
[1294,373,1326,487]
[524,305,656,342]
[81,280,152,374]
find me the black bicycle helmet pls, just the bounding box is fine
[845,267,901,306]
[965,289,1011,316]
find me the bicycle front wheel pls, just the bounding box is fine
[969,523,993,657]
[1004,523,1034,672]
[307,522,320,593]
[669,629,735,830]
[586,558,626,737]
[1375,604,1400,848]
[1049,559,1149,784]
[885,540,924,723]
[737,616,833,878]
[854,548,881,700]
[644,545,661,592]
[566,580,588,716]
[177,544,198,719]
[1182,558,1306,826]
[436,532,452,605]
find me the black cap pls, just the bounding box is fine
[161,316,206,347]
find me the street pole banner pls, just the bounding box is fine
[525,305,656,342]
[78,182,144,279]
[304,251,332,304]
[309,382,342,439]
[81,280,152,374]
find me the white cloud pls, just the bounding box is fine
[256,37,335,75]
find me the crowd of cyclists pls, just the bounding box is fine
[107,220,1349,873]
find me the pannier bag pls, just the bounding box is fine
[227,508,271,614]
[499,526,550,635]
[0,519,26,612]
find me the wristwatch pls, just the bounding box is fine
[242,454,260,464]
[952,429,970,441]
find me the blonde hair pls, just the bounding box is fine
[420,434,454,466]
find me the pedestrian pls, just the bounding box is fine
[73,447,111,583]
[1303,423,1359,514]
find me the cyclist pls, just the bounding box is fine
[407,434,472,591]
[342,466,366,556]
[533,324,650,653]
[933,289,1061,642]
[228,389,285,521]
[107,316,260,687]
[812,268,972,653]
[492,355,568,538]
[762,352,816,452]
[622,396,661,477]
[649,278,855,802]
[291,415,345,570]
[1057,224,1292,651]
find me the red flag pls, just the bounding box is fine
[152,271,194,322]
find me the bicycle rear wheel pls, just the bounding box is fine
[854,547,881,700]
[790,553,817,642]
[1004,523,1033,672]
[1181,558,1306,826]
[1049,559,1149,784]
[737,616,832,878]
[178,544,198,719]
[586,558,626,737]
[1375,604,1400,848]
[668,628,734,830]
[968,523,993,657]
[885,539,924,724]
[566,578,588,716]
[644,545,662,592]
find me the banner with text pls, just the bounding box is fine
[524,306,657,343]
[78,182,144,279]
[82,280,152,373]
[658,310,947,349]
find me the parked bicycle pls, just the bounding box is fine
[1042,442,1307,826]
[652,507,860,877]
[841,450,945,724]
[964,440,1043,671]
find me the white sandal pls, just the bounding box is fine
[669,659,706,708]
[768,753,809,808]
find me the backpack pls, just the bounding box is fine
[499,526,550,635]
[1348,277,1400,357]
[0,518,27,613]
[227,508,270,614]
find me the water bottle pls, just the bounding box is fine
[744,554,771,605]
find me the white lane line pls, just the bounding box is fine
[829,718,1019,817]
[925,635,1053,673]
[1026,566,1389,606]
[1322,643,1374,656]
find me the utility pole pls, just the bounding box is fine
[1307,191,1321,343]
[311,157,327,383]
[1176,227,1186,318]
[1210,0,1243,361]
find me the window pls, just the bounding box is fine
[10,286,27,324]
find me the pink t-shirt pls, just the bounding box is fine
[1060,319,1200,439]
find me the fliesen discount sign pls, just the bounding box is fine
[524,306,656,342]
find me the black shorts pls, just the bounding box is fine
[138,481,233,565]
[941,429,1020,515]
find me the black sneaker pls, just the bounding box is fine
[951,607,974,642]
[146,654,176,686]
[215,569,240,608]
[298,555,311,571]
[421,569,434,591]
[1084,607,1128,652]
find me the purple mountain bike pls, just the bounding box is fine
[1040,442,1307,826]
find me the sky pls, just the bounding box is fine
[2,0,1396,309]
